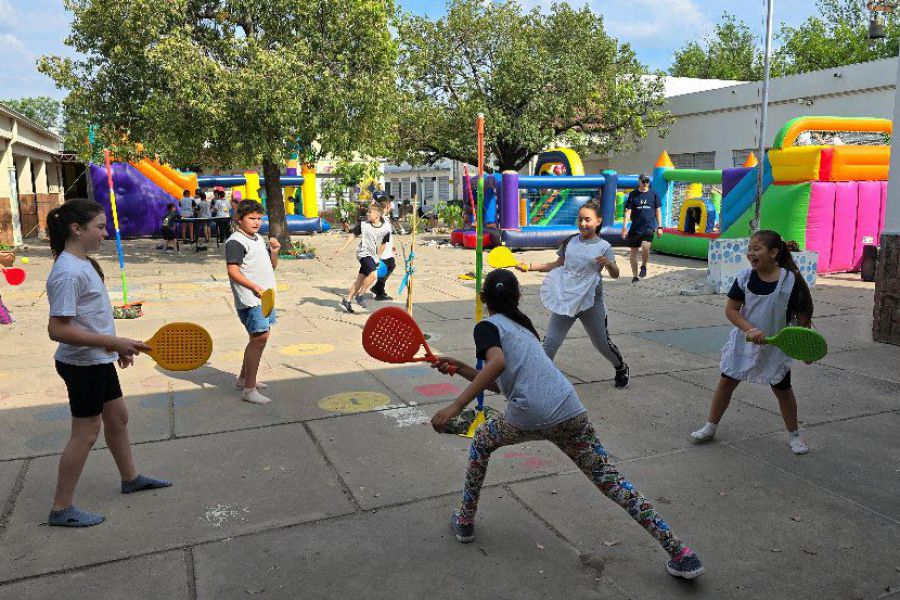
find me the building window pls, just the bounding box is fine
[401,178,410,201]
[670,152,715,170]
[384,181,391,196]
[438,176,450,201]
[732,148,769,167]
[422,178,434,203]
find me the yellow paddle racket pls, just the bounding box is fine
[144,323,213,371]
[260,288,275,318]
[487,246,527,271]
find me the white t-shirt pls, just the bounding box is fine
[225,230,277,309]
[47,252,118,366]
[198,199,212,219]
[380,218,394,260]
[180,197,194,218]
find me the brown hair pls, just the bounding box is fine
[46,199,106,279]
[751,230,814,321]
[236,200,265,219]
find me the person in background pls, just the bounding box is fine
[196,191,212,244]
[179,190,195,243]
[621,173,663,283]
[160,203,178,253]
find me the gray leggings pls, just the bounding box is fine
[543,300,624,369]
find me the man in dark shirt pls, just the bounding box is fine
[621,173,663,283]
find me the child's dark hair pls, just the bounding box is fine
[751,230,814,320]
[236,200,265,219]
[166,202,176,211]
[480,269,540,340]
[183,189,190,197]
[46,199,105,280]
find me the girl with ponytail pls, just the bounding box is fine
[429,268,705,580]
[521,200,630,389]
[691,230,815,455]
[45,199,171,528]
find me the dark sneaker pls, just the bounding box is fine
[614,363,630,389]
[667,550,704,579]
[449,510,475,543]
[373,293,393,301]
[341,299,355,313]
[355,294,368,308]
[639,265,647,278]
[631,276,639,283]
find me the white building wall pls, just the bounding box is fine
[607,58,898,174]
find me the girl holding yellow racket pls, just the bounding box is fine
[45,200,171,528]
[519,201,630,389]
[691,230,814,455]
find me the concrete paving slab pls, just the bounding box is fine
[0,423,354,581]
[0,459,23,511]
[814,283,876,310]
[173,367,401,437]
[0,393,170,461]
[194,495,621,600]
[549,334,719,384]
[613,297,732,329]
[307,402,573,510]
[670,364,900,425]
[812,313,883,353]
[362,361,464,406]
[819,344,900,384]
[733,412,900,521]
[0,550,189,600]
[508,446,900,600]
[574,375,784,461]
[635,325,732,356]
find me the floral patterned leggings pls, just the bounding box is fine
[459,412,686,557]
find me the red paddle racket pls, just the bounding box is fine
[2,268,25,286]
[362,307,456,375]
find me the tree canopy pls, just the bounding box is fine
[39,0,398,243]
[670,1,900,82]
[394,0,669,172]
[0,97,63,131]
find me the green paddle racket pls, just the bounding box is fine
[748,326,827,362]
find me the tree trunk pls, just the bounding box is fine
[262,157,290,249]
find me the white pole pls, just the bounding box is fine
[751,0,775,233]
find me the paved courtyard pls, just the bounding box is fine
[0,231,897,600]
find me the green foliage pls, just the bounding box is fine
[0,97,63,130]
[38,0,399,244]
[433,201,463,229]
[670,13,781,81]
[394,0,669,172]
[670,2,900,81]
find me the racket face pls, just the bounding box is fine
[487,247,517,269]
[773,327,827,361]
[146,322,213,371]
[261,288,275,318]
[362,307,427,364]
[3,268,25,286]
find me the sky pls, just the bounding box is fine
[1,0,821,101]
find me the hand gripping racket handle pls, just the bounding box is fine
[425,356,457,376]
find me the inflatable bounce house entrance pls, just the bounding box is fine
[652,116,890,274]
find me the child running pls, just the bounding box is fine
[45,199,171,527]
[335,202,390,313]
[429,269,703,579]
[371,197,396,302]
[520,200,630,388]
[225,200,281,404]
[691,230,814,455]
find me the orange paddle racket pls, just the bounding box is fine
[362,307,456,375]
[144,323,213,371]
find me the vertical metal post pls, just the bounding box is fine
[752,0,775,234]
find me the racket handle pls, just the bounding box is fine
[447,364,457,376]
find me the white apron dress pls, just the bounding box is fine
[540,235,609,317]
[720,268,795,385]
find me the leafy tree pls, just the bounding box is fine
[39,0,398,245]
[776,0,900,73]
[669,13,780,81]
[0,96,62,130]
[394,0,669,172]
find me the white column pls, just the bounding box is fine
[885,54,900,234]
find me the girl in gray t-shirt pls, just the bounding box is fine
[45,199,171,528]
[428,269,704,580]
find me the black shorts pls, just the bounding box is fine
[358,256,378,276]
[721,370,792,390]
[626,231,654,247]
[162,227,175,241]
[55,360,123,418]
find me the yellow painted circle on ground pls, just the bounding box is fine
[0,372,10,381]
[220,350,245,362]
[318,391,391,413]
[279,343,334,357]
[277,282,290,292]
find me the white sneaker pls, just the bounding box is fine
[789,436,809,455]
[235,378,268,390]
[242,388,272,404]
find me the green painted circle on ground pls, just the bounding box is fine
[318,391,391,413]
